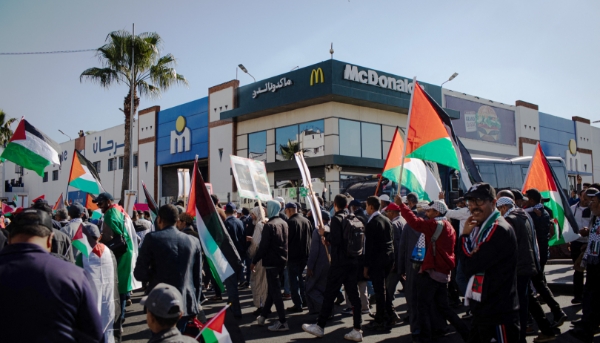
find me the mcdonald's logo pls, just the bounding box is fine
[310,68,325,86]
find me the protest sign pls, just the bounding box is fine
[230,155,272,201]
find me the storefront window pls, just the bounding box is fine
[339,119,361,157]
[276,125,299,161]
[248,131,267,162]
[361,122,381,159]
[299,120,324,158]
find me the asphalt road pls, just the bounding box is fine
[121,277,600,343]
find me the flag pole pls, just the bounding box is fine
[374,175,383,196]
[397,77,417,200]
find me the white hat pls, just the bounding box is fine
[379,194,390,202]
[275,197,285,204]
[422,200,448,215]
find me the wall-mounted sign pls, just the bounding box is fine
[444,95,516,146]
[92,136,125,156]
[569,139,577,156]
[170,116,191,154]
[343,64,414,94]
[252,77,293,99]
[310,68,324,86]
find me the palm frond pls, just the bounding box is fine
[80,67,120,87]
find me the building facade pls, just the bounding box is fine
[1,59,598,207]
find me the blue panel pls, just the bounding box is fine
[68,190,87,205]
[156,97,209,166]
[539,127,575,146]
[539,112,574,133]
[540,141,567,159]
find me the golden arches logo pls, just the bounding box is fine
[310,68,324,86]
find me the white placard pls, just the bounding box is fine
[230,155,272,201]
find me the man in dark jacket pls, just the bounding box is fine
[364,195,395,330]
[251,200,289,332]
[134,204,205,332]
[459,183,519,342]
[496,196,555,342]
[397,197,469,342]
[224,202,247,286]
[302,194,363,342]
[284,202,312,312]
[349,199,367,223]
[0,209,103,342]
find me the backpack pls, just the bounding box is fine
[342,214,366,257]
[410,221,444,270]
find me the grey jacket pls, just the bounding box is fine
[134,226,202,317]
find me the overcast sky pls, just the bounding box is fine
[1,1,599,143]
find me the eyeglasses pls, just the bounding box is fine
[467,198,491,206]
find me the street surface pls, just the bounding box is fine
[122,263,599,342]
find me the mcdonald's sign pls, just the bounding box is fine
[310,68,324,86]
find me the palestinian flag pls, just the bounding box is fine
[190,159,240,292]
[53,193,65,211]
[103,204,138,293]
[0,119,60,177]
[405,81,482,188]
[72,223,93,257]
[381,127,441,201]
[69,150,102,195]
[32,194,45,203]
[85,193,99,211]
[141,181,158,219]
[522,143,579,245]
[185,161,198,216]
[199,305,232,343]
[2,202,14,215]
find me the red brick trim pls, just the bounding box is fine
[572,116,591,124]
[209,80,239,94]
[519,137,539,156]
[515,101,538,110]
[139,106,160,116]
[209,119,233,128]
[577,148,593,155]
[138,137,155,144]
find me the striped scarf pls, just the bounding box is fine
[582,216,600,268]
[463,210,501,304]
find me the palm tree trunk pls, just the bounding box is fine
[121,90,139,204]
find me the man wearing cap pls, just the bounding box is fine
[61,202,86,239]
[569,188,600,342]
[76,222,122,343]
[284,202,312,313]
[0,209,103,342]
[379,194,391,211]
[384,202,405,324]
[395,195,469,342]
[459,183,519,342]
[496,196,553,343]
[135,205,205,330]
[275,196,288,220]
[142,283,198,343]
[349,199,367,224]
[95,192,141,324]
[224,202,247,287]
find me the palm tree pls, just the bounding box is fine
[81,30,188,201]
[0,109,17,147]
[279,139,308,160]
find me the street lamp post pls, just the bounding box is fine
[440,72,459,107]
[58,130,72,141]
[238,64,256,82]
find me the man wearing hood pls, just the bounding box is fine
[251,200,289,332]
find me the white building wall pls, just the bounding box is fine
[209,123,234,201]
[592,126,600,182]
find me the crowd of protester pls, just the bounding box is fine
[1,181,600,342]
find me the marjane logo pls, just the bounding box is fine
[170,116,191,154]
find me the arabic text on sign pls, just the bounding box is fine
[252,77,293,99]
